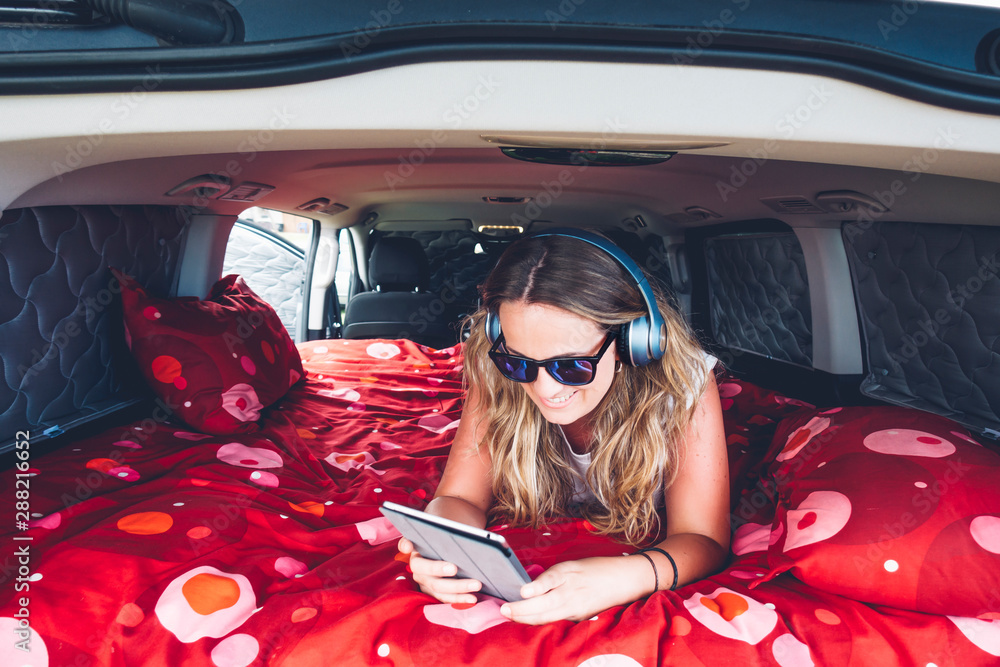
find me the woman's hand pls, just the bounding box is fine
[499,556,652,625]
[397,537,483,605]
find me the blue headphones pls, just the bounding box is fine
[484,228,668,367]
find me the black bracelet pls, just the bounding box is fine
[635,551,659,593]
[639,547,679,591]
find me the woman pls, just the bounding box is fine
[397,230,730,625]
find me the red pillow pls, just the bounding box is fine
[753,405,1000,617]
[115,269,304,435]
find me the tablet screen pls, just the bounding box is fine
[381,501,531,601]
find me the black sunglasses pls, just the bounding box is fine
[488,331,617,386]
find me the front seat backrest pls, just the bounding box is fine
[341,236,455,348]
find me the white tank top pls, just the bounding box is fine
[559,351,718,509]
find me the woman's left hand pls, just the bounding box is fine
[499,556,650,625]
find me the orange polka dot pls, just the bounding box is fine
[116,602,144,627]
[87,458,120,473]
[669,616,692,636]
[261,340,276,364]
[190,478,211,486]
[700,592,749,621]
[117,511,173,535]
[360,376,379,383]
[187,526,213,539]
[394,551,411,564]
[815,609,841,625]
[451,602,476,610]
[296,429,317,440]
[335,453,366,464]
[288,500,324,517]
[181,573,241,615]
[291,607,318,623]
[152,355,183,384]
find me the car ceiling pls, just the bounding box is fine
[3,58,1000,237]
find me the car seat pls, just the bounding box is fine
[341,236,456,348]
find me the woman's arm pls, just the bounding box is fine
[397,385,496,604]
[500,374,730,624]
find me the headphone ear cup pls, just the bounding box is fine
[617,322,634,366]
[484,311,501,344]
[627,316,653,367]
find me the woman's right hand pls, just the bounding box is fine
[397,537,483,605]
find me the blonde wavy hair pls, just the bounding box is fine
[463,234,716,545]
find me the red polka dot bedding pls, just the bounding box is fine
[3,339,1000,666]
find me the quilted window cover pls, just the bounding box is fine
[0,206,188,448]
[843,220,1000,437]
[705,233,813,367]
[2,340,1000,665]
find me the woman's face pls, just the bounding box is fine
[496,300,619,427]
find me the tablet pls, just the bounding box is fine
[380,501,531,601]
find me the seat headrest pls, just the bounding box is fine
[368,236,430,291]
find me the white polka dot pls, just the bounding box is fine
[232,353,238,358]
[173,502,185,507]
[377,643,390,657]
[31,512,43,517]
[765,603,776,609]
[396,575,406,580]
[184,401,192,408]
[325,500,334,505]
[279,514,288,519]
[884,560,899,572]
[543,532,551,536]
[251,472,262,480]
[817,461,827,467]
[29,573,42,581]
[927,663,939,667]
[589,616,599,621]
[73,448,81,451]
[374,488,383,493]
[294,574,304,579]
[118,472,129,478]
[914,481,927,488]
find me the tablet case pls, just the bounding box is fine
[380,501,531,601]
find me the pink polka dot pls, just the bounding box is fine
[718,382,743,398]
[240,356,257,375]
[249,471,279,487]
[210,633,259,667]
[863,429,956,458]
[114,440,142,449]
[970,516,1000,554]
[275,557,309,578]
[914,481,928,488]
[772,633,813,666]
